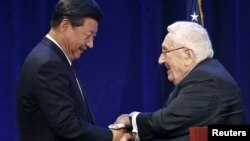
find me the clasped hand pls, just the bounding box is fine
[111,114,136,141]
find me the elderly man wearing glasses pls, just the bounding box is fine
[115,21,245,141]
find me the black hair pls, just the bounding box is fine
[50,0,103,28]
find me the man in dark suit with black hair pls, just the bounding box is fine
[115,21,245,141]
[16,0,126,140]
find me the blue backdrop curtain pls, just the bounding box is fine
[0,0,249,140]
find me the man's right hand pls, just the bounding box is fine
[111,129,135,141]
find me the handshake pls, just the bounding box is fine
[110,114,137,141]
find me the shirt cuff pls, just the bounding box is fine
[134,133,140,141]
[129,111,140,133]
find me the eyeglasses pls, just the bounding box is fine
[162,47,186,54]
[72,25,96,40]
[82,31,96,40]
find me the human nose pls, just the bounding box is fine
[86,38,94,48]
[158,53,165,65]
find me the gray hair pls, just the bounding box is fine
[167,21,214,63]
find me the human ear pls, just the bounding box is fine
[184,49,195,66]
[59,18,70,33]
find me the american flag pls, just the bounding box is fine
[186,0,204,26]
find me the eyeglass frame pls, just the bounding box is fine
[162,46,186,54]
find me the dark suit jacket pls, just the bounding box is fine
[16,37,112,141]
[136,58,245,141]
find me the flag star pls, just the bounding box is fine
[190,11,199,22]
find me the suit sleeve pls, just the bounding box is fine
[32,61,112,141]
[136,79,220,140]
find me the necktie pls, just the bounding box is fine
[70,64,95,123]
[71,64,85,101]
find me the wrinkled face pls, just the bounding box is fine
[63,18,98,61]
[158,33,189,85]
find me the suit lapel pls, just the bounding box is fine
[77,81,95,124]
[166,86,180,106]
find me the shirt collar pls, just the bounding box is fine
[46,34,72,66]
